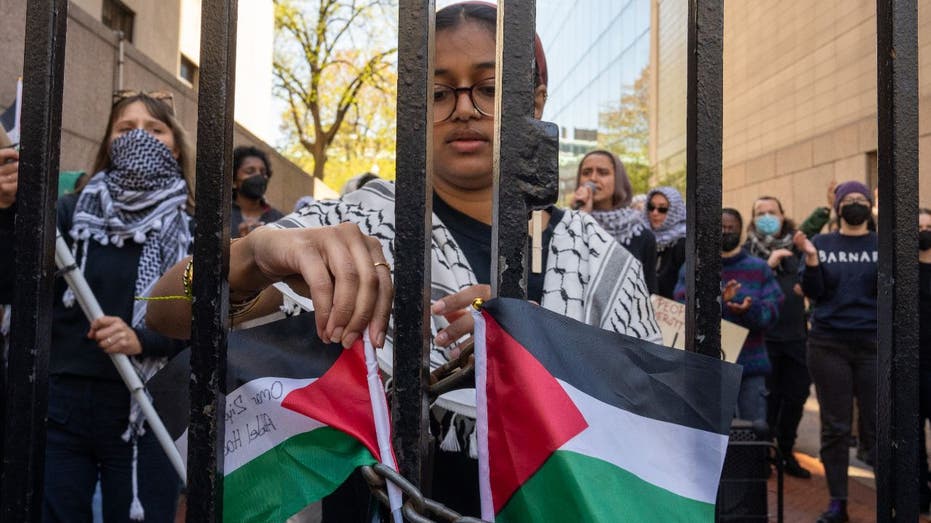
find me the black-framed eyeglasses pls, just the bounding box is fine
[647,203,669,214]
[433,78,496,122]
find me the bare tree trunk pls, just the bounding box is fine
[312,144,327,180]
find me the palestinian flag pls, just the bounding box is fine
[473,298,742,522]
[148,314,391,522]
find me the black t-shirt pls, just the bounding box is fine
[432,195,562,303]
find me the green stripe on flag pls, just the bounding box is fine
[497,450,714,523]
[223,427,376,522]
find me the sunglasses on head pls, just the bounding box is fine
[647,203,669,214]
[112,89,175,113]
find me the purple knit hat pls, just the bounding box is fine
[833,181,871,214]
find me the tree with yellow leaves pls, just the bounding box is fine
[273,0,397,186]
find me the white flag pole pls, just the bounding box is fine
[471,305,494,521]
[9,77,21,144]
[362,332,403,523]
[55,231,187,484]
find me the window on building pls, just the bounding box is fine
[102,0,135,42]
[179,55,198,87]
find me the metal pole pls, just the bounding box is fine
[491,0,534,299]
[53,233,187,484]
[684,0,723,358]
[187,0,237,520]
[392,0,435,488]
[1,0,68,519]
[491,0,558,299]
[875,0,919,520]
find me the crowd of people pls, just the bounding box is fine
[567,147,918,522]
[0,2,926,522]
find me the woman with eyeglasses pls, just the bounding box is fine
[0,91,190,520]
[795,180,878,523]
[148,2,660,518]
[643,186,687,299]
[230,145,284,238]
[572,150,657,293]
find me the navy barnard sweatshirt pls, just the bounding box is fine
[799,231,878,341]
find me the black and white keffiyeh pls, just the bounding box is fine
[66,129,191,435]
[590,207,647,246]
[269,180,661,374]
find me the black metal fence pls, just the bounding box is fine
[0,0,920,521]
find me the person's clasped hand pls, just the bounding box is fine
[88,316,143,355]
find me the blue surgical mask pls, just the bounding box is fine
[754,214,781,236]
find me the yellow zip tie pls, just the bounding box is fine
[135,295,192,302]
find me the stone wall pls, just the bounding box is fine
[652,0,930,220]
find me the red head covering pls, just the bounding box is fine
[441,1,548,87]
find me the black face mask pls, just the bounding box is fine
[920,230,931,251]
[238,174,268,200]
[840,202,871,226]
[721,232,741,252]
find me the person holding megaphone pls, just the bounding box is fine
[572,149,656,293]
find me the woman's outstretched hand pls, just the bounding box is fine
[242,223,394,349]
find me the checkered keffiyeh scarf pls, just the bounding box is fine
[67,129,191,328]
[643,186,687,251]
[590,207,646,246]
[270,180,661,375]
[66,129,191,438]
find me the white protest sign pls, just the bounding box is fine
[650,294,749,364]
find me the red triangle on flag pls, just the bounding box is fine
[484,312,589,512]
[281,341,381,461]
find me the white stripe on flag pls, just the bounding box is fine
[221,377,321,474]
[558,379,729,504]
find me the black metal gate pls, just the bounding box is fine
[1,0,920,521]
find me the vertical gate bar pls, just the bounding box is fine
[491,0,536,299]
[0,0,68,519]
[685,0,723,358]
[392,0,434,487]
[875,0,919,520]
[187,0,237,520]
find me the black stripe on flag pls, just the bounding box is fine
[483,298,742,436]
[147,313,344,440]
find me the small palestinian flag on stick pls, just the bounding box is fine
[472,298,742,522]
[148,314,401,522]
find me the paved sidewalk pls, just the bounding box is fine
[769,452,875,522]
[768,386,930,522]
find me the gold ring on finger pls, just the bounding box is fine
[373,262,391,271]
